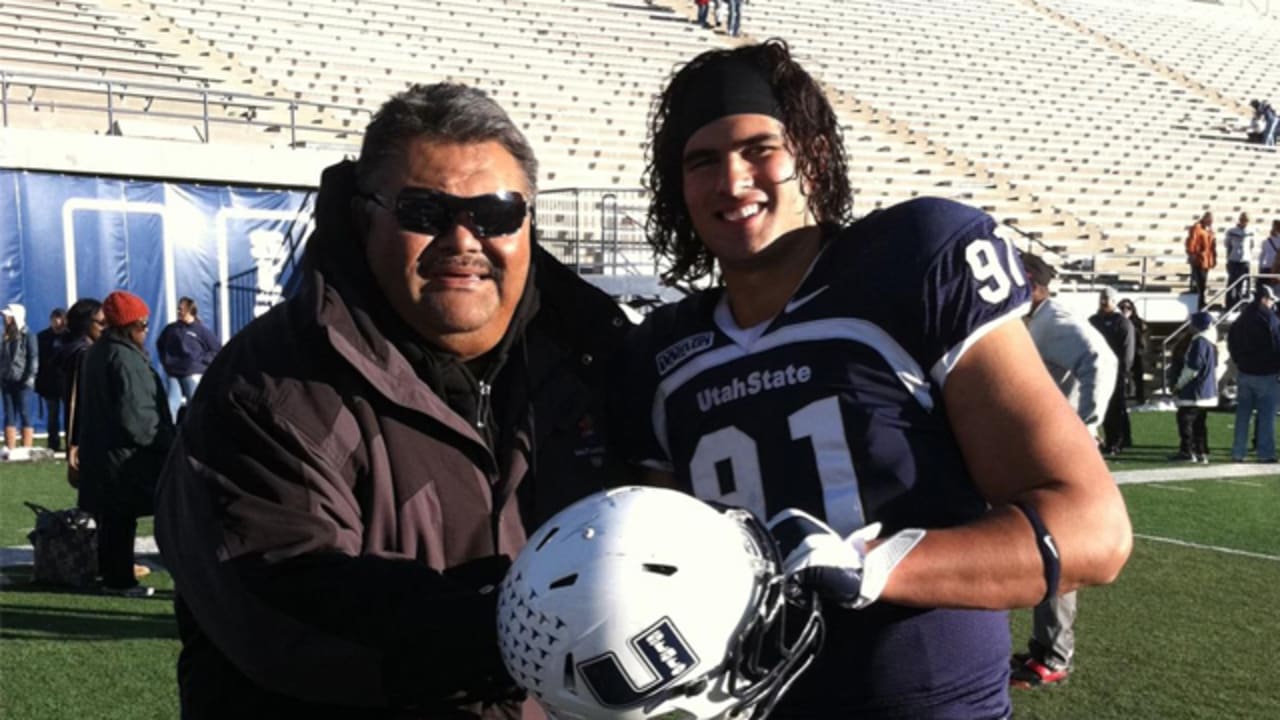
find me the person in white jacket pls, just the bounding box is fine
[1011,252,1118,688]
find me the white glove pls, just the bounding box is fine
[767,508,925,610]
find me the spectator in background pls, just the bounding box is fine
[1260,219,1280,289]
[155,83,630,718]
[35,308,67,452]
[1171,311,1218,464]
[727,0,744,36]
[1013,252,1117,689]
[696,0,710,27]
[1,304,37,456]
[1224,212,1255,307]
[156,297,221,421]
[1227,285,1280,463]
[1186,212,1216,309]
[1117,299,1148,407]
[78,291,173,597]
[1250,99,1277,147]
[56,299,104,484]
[1089,288,1134,455]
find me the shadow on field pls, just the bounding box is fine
[0,564,177,642]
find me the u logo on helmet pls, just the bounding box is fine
[579,617,699,708]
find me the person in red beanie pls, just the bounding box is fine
[77,290,173,597]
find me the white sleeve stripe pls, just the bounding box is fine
[929,301,1032,387]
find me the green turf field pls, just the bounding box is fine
[1101,408,1252,471]
[1,410,1277,719]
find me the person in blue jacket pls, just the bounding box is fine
[155,297,221,421]
[1172,312,1219,463]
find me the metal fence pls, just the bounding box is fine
[212,266,284,339]
[1,69,369,148]
[535,188,657,277]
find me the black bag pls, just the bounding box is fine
[25,502,98,588]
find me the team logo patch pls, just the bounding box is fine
[579,617,698,708]
[656,332,714,376]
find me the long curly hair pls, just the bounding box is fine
[643,40,852,286]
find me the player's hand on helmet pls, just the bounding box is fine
[767,508,874,607]
[766,508,925,610]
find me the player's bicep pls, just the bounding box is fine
[943,319,1106,504]
[944,319,1132,588]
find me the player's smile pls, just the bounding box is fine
[719,202,764,223]
[682,114,812,270]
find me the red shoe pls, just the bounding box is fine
[1010,657,1069,689]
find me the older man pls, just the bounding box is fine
[156,84,631,718]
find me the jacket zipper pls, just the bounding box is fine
[476,378,504,553]
[476,380,491,431]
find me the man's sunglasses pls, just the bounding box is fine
[367,188,529,239]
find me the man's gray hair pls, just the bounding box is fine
[357,83,538,194]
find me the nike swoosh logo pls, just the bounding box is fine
[1043,534,1060,560]
[785,285,830,314]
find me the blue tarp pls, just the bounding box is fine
[0,168,314,434]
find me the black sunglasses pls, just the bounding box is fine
[367,188,529,239]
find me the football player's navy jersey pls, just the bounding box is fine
[621,198,1030,719]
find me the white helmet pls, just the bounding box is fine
[497,486,822,720]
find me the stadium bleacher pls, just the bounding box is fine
[740,0,1279,287]
[2,0,1277,293]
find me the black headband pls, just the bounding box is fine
[668,55,783,154]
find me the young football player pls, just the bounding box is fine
[621,40,1132,718]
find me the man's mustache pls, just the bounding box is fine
[418,253,503,283]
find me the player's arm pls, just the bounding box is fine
[878,319,1132,608]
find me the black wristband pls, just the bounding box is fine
[1013,501,1060,603]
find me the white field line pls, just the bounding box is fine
[1142,484,1195,492]
[1135,533,1280,562]
[1113,465,1280,484]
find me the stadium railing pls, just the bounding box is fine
[535,188,658,278]
[0,69,368,147]
[1158,272,1280,395]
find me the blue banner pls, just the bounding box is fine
[0,169,315,434]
